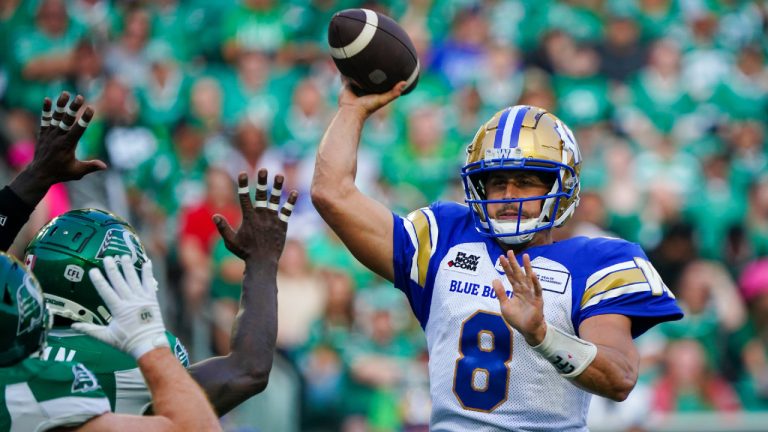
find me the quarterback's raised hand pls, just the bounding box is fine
[72,256,168,360]
[492,251,548,346]
[338,79,407,119]
[10,91,106,205]
[213,169,298,263]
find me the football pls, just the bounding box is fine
[328,8,420,96]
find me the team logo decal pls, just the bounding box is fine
[96,229,148,264]
[71,363,101,393]
[16,275,44,336]
[446,250,481,275]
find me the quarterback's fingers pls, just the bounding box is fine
[236,172,254,217]
[375,80,407,107]
[213,214,237,246]
[254,169,268,208]
[505,250,526,285]
[492,279,510,305]
[522,254,542,298]
[68,105,94,142]
[268,174,284,211]
[59,94,83,132]
[279,190,298,223]
[102,256,133,300]
[50,92,70,128]
[118,255,142,296]
[39,97,52,134]
[87,266,121,309]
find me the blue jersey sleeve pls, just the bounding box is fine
[392,205,440,328]
[572,239,683,338]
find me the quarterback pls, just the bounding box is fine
[311,83,683,431]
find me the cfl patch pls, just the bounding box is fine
[446,250,481,275]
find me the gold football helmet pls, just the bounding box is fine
[461,105,581,244]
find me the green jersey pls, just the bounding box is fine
[0,358,109,431]
[42,329,189,414]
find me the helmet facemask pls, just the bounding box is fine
[461,106,581,244]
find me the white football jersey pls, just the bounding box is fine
[392,202,682,432]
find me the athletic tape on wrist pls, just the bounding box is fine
[531,323,597,379]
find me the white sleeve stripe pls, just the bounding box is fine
[581,282,651,309]
[585,260,637,288]
[403,217,419,284]
[422,208,438,258]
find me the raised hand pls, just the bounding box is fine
[213,169,298,262]
[72,256,168,360]
[10,91,106,205]
[338,79,407,119]
[492,251,548,346]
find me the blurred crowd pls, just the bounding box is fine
[0,0,767,431]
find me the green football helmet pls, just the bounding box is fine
[25,209,148,326]
[0,252,50,367]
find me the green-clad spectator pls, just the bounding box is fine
[745,177,768,259]
[8,0,85,111]
[552,46,612,127]
[136,41,192,129]
[656,261,746,370]
[710,46,768,121]
[77,78,171,175]
[103,8,151,90]
[221,0,291,63]
[273,77,332,158]
[149,0,214,62]
[219,50,282,127]
[0,1,33,103]
[381,106,461,212]
[634,0,685,42]
[127,119,210,225]
[546,0,604,43]
[344,287,421,431]
[622,39,697,136]
[684,154,747,260]
[69,0,121,42]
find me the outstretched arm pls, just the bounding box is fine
[310,82,406,281]
[187,169,297,416]
[1,92,105,251]
[71,257,221,431]
[493,251,638,402]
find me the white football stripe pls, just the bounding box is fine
[585,260,637,288]
[329,9,379,59]
[405,59,420,89]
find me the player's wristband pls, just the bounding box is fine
[530,322,597,379]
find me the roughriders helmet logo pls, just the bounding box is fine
[446,251,481,275]
[96,229,148,264]
[16,274,44,336]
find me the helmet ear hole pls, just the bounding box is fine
[78,309,86,316]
